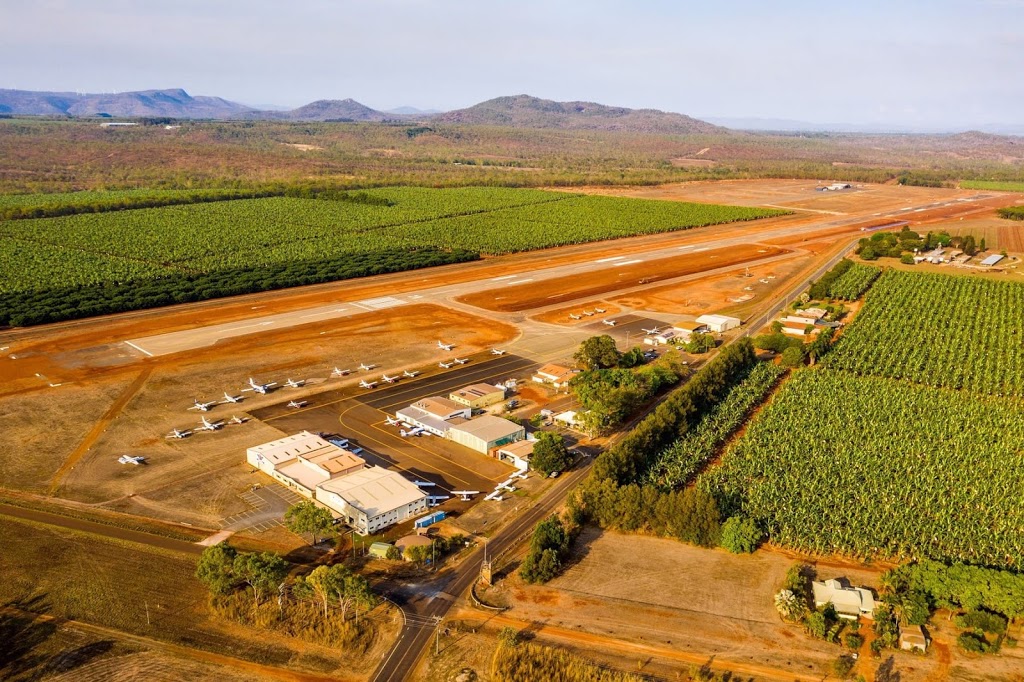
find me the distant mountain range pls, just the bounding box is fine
[0,88,721,134]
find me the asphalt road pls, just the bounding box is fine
[369,458,595,682]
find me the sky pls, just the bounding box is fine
[3,0,1023,130]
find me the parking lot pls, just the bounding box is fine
[248,353,544,495]
[219,482,305,533]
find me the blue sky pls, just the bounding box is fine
[3,0,1022,129]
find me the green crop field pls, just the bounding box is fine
[961,180,1024,192]
[0,187,783,325]
[826,263,880,300]
[823,269,1024,396]
[706,370,1024,567]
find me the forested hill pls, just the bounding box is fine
[431,94,724,134]
[0,88,255,118]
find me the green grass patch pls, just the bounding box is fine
[961,180,1024,192]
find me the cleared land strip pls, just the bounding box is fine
[47,367,153,494]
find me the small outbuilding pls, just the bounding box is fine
[495,439,535,470]
[695,314,741,333]
[899,624,929,652]
[449,383,506,409]
[368,542,394,559]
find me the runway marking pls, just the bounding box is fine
[595,256,625,263]
[491,275,517,281]
[505,278,533,285]
[677,245,694,250]
[301,307,347,318]
[690,247,710,253]
[124,341,153,357]
[617,259,643,266]
[357,296,406,310]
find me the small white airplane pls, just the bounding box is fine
[359,379,378,389]
[437,340,455,351]
[642,326,662,335]
[197,416,223,432]
[451,490,480,501]
[287,399,307,409]
[583,310,595,316]
[594,307,607,313]
[381,374,398,384]
[403,369,420,378]
[118,455,145,465]
[243,377,276,395]
[453,357,469,365]
[229,415,247,425]
[284,378,305,388]
[165,428,191,439]
[603,319,617,326]
[222,392,243,404]
[331,367,351,377]
[439,361,454,369]
[484,491,504,502]
[569,313,582,320]
[491,348,507,355]
[359,362,376,371]
[414,480,436,487]
[385,416,401,426]
[188,398,217,412]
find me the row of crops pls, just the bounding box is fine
[704,370,1024,568]
[0,186,784,325]
[826,263,880,300]
[641,361,785,490]
[823,269,1024,396]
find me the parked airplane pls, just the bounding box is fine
[381,374,398,384]
[222,392,243,404]
[118,455,145,465]
[452,357,469,365]
[331,367,351,377]
[287,399,307,409]
[165,428,191,439]
[491,348,507,355]
[188,398,217,412]
[403,369,420,378]
[569,313,582,320]
[228,415,247,425]
[284,378,305,388]
[484,491,504,501]
[439,361,454,369]
[385,416,401,426]
[642,326,662,335]
[359,379,378,389]
[582,310,595,316]
[603,319,617,326]
[197,416,223,431]
[243,377,276,395]
[451,490,480,501]
[359,362,376,371]
[437,340,455,351]
[594,307,607,313]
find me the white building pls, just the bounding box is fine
[644,330,676,346]
[495,439,534,470]
[447,415,525,454]
[531,363,577,389]
[671,321,709,342]
[812,578,876,620]
[315,466,428,535]
[246,431,365,498]
[695,314,742,333]
[396,397,471,436]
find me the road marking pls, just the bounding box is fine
[595,256,625,263]
[124,341,153,357]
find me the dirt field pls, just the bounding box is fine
[458,244,788,312]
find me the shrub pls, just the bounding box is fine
[720,515,761,554]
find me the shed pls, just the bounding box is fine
[899,624,928,652]
[447,415,525,454]
[368,542,394,559]
[980,254,1005,267]
[695,314,741,333]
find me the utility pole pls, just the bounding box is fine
[434,616,443,655]
[145,601,150,626]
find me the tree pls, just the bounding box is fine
[304,564,345,619]
[686,332,716,354]
[338,572,374,623]
[774,589,807,621]
[781,345,805,368]
[720,515,761,554]
[284,500,335,545]
[196,542,238,595]
[233,552,289,605]
[530,431,570,475]
[574,335,621,370]
[618,346,646,368]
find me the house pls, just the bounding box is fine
[812,578,876,620]
[315,466,428,535]
[495,439,535,470]
[899,624,928,652]
[447,415,525,454]
[396,396,472,436]
[532,363,576,389]
[449,383,506,409]
[800,307,829,320]
[695,314,742,333]
[781,316,818,327]
[672,321,709,342]
[782,326,811,337]
[246,431,365,498]
[554,410,584,429]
